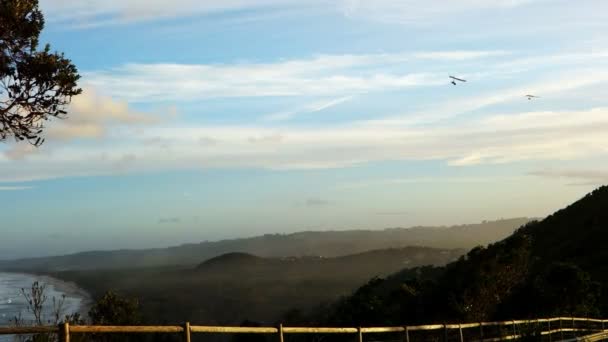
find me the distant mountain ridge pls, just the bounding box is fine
[0,218,532,271]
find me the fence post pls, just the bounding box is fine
[573,317,576,337]
[358,327,363,342]
[459,324,463,342]
[444,324,448,342]
[512,320,516,339]
[61,322,70,342]
[184,322,191,342]
[279,324,284,342]
[479,322,484,341]
[560,318,564,341]
[405,326,410,342]
[548,319,551,342]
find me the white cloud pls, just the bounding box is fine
[3,106,608,182]
[1,87,163,161]
[46,87,160,141]
[3,144,40,161]
[340,0,549,24]
[40,0,556,28]
[0,186,33,191]
[337,176,523,190]
[362,68,608,127]
[264,95,354,121]
[40,0,310,27]
[83,51,506,102]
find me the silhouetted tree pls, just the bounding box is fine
[1,0,81,145]
[14,281,86,342]
[88,291,143,342]
[88,291,142,325]
[532,262,600,317]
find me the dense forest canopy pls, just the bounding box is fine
[292,187,608,327]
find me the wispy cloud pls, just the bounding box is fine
[39,0,552,28]
[40,0,304,27]
[527,169,608,186]
[375,211,410,216]
[4,104,608,182]
[340,0,585,27]
[337,176,522,190]
[1,86,167,161]
[83,51,506,102]
[362,67,608,127]
[158,217,181,224]
[304,198,331,207]
[46,87,160,141]
[3,144,40,161]
[264,96,354,121]
[0,186,33,191]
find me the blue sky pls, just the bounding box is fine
[2,0,608,258]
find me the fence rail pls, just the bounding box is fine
[1,316,608,342]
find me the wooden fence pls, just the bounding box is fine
[1,316,607,342]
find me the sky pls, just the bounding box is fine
[2,0,608,259]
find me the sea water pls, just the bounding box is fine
[0,273,88,342]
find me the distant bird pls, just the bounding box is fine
[449,75,466,86]
[525,94,540,100]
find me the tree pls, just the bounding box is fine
[532,262,600,317]
[1,0,81,146]
[15,281,84,342]
[88,291,142,325]
[87,291,142,342]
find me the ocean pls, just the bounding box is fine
[0,272,89,341]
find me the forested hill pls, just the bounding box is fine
[0,218,530,271]
[51,247,463,324]
[310,186,608,327]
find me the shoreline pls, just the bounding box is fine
[1,272,93,319]
[36,274,94,317]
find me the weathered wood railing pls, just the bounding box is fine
[1,316,607,342]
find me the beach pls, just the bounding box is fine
[0,272,91,337]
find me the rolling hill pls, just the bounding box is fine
[0,218,531,271]
[50,246,463,325]
[311,186,608,326]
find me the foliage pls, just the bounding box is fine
[13,281,80,342]
[296,186,608,326]
[50,248,459,325]
[88,291,141,325]
[0,0,81,145]
[14,282,142,342]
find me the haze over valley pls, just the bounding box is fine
[2,0,608,336]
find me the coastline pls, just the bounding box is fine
[1,272,93,319]
[36,274,93,317]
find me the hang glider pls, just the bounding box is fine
[525,94,540,100]
[449,76,466,85]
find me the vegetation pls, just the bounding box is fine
[88,291,141,325]
[0,0,81,145]
[9,186,608,342]
[290,186,608,326]
[49,247,461,325]
[14,281,141,342]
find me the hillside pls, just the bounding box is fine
[0,218,530,271]
[50,246,463,325]
[309,186,608,326]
